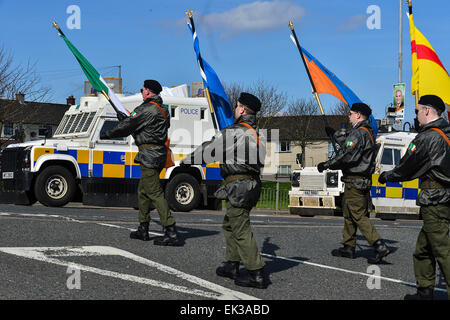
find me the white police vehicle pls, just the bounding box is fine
[0,86,222,211]
[289,130,421,220]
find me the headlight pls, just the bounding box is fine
[22,147,32,171]
[326,172,338,188]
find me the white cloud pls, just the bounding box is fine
[190,1,306,37]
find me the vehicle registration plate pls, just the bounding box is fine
[2,172,14,179]
[304,190,319,195]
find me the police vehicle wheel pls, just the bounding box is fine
[34,165,76,207]
[165,173,200,212]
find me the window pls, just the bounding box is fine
[278,141,291,153]
[54,112,96,136]
[381,148,393,165]
[3,123,13,136]
[381,148,402,166]
[99,120,126,141]
[277,165,291,175]
[393,149,401,166]
[170,106,177,118]
[38,125,52,137]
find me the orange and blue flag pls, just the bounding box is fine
[301,47,378,137]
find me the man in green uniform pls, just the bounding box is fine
[101,79,179,246]
[182,92,267,289]
[379,95,450,300]
[318,103,390,264]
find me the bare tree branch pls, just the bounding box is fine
[223,79,288,128]
[283,97,321,164]
[0,46,52,102]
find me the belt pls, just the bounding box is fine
[421,180,448,189]
[138,143,158,151]
[224,174,257,184]
[342,175,369,183]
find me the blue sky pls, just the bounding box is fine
[1,0,449,125]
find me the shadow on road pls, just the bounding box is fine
[148,225,220,246]
[261,237,309,281]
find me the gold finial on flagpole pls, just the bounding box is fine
[185,9,194,18]
[289,20,294,30]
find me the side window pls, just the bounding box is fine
[99,120,126,141]
[393,149,401,166]
[381,148,393,165]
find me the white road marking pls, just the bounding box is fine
[261,253,448,293]
[3,210,443,295]
[0,211,163,236]
[0,246,258,300]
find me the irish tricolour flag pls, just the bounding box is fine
[53,22,129,116]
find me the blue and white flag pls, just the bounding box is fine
[187,17,234,130]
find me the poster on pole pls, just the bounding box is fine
[393,83,405,120]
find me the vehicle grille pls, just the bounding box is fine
[299,174,325,191]
[1,148,21,173]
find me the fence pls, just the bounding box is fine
[255,187,290,212]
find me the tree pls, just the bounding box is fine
[0,46,51,101]
[331,101,350,117]
[223,79,288,128]
[283,97,321,165]
[0,46,52,144]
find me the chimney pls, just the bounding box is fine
[66,95,76,105]
[16,92,25,104]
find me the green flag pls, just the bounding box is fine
[53,22,129,116]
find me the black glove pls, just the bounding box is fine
[317,162,327,173]
[116,111,128,121]
[378,172,388,184]
[100,132,110,140]
[325,126,336,137]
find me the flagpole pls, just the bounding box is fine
[407,1,420,110]
[289,21,338,154]
[186,10,219,133]
[52,21,125,118]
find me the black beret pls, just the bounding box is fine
[143,79,162,94]
[350,102,372,117]
[238,92,261,113]
[419,95,445,113]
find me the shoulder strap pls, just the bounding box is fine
[148,101,168,122]
[430,127,450,146]
[359,126,374,145]
[239,122,261,148]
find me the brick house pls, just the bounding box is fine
[0,93,72,146]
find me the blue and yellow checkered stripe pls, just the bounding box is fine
[371,173,420,200]
[33,148,90,177]
[33,148,222,180]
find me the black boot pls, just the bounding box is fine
[154,223,180,246]
[130,222,150,241]
[331,245,356,259]
[368,239,390,264]
[216,261,240,280]
[234,268,268,289]
[404,287,434,300]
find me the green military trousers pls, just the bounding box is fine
[413,204,450,296]
[222,201,264,271]
[342,183,380,247]
[138,165,175,227]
